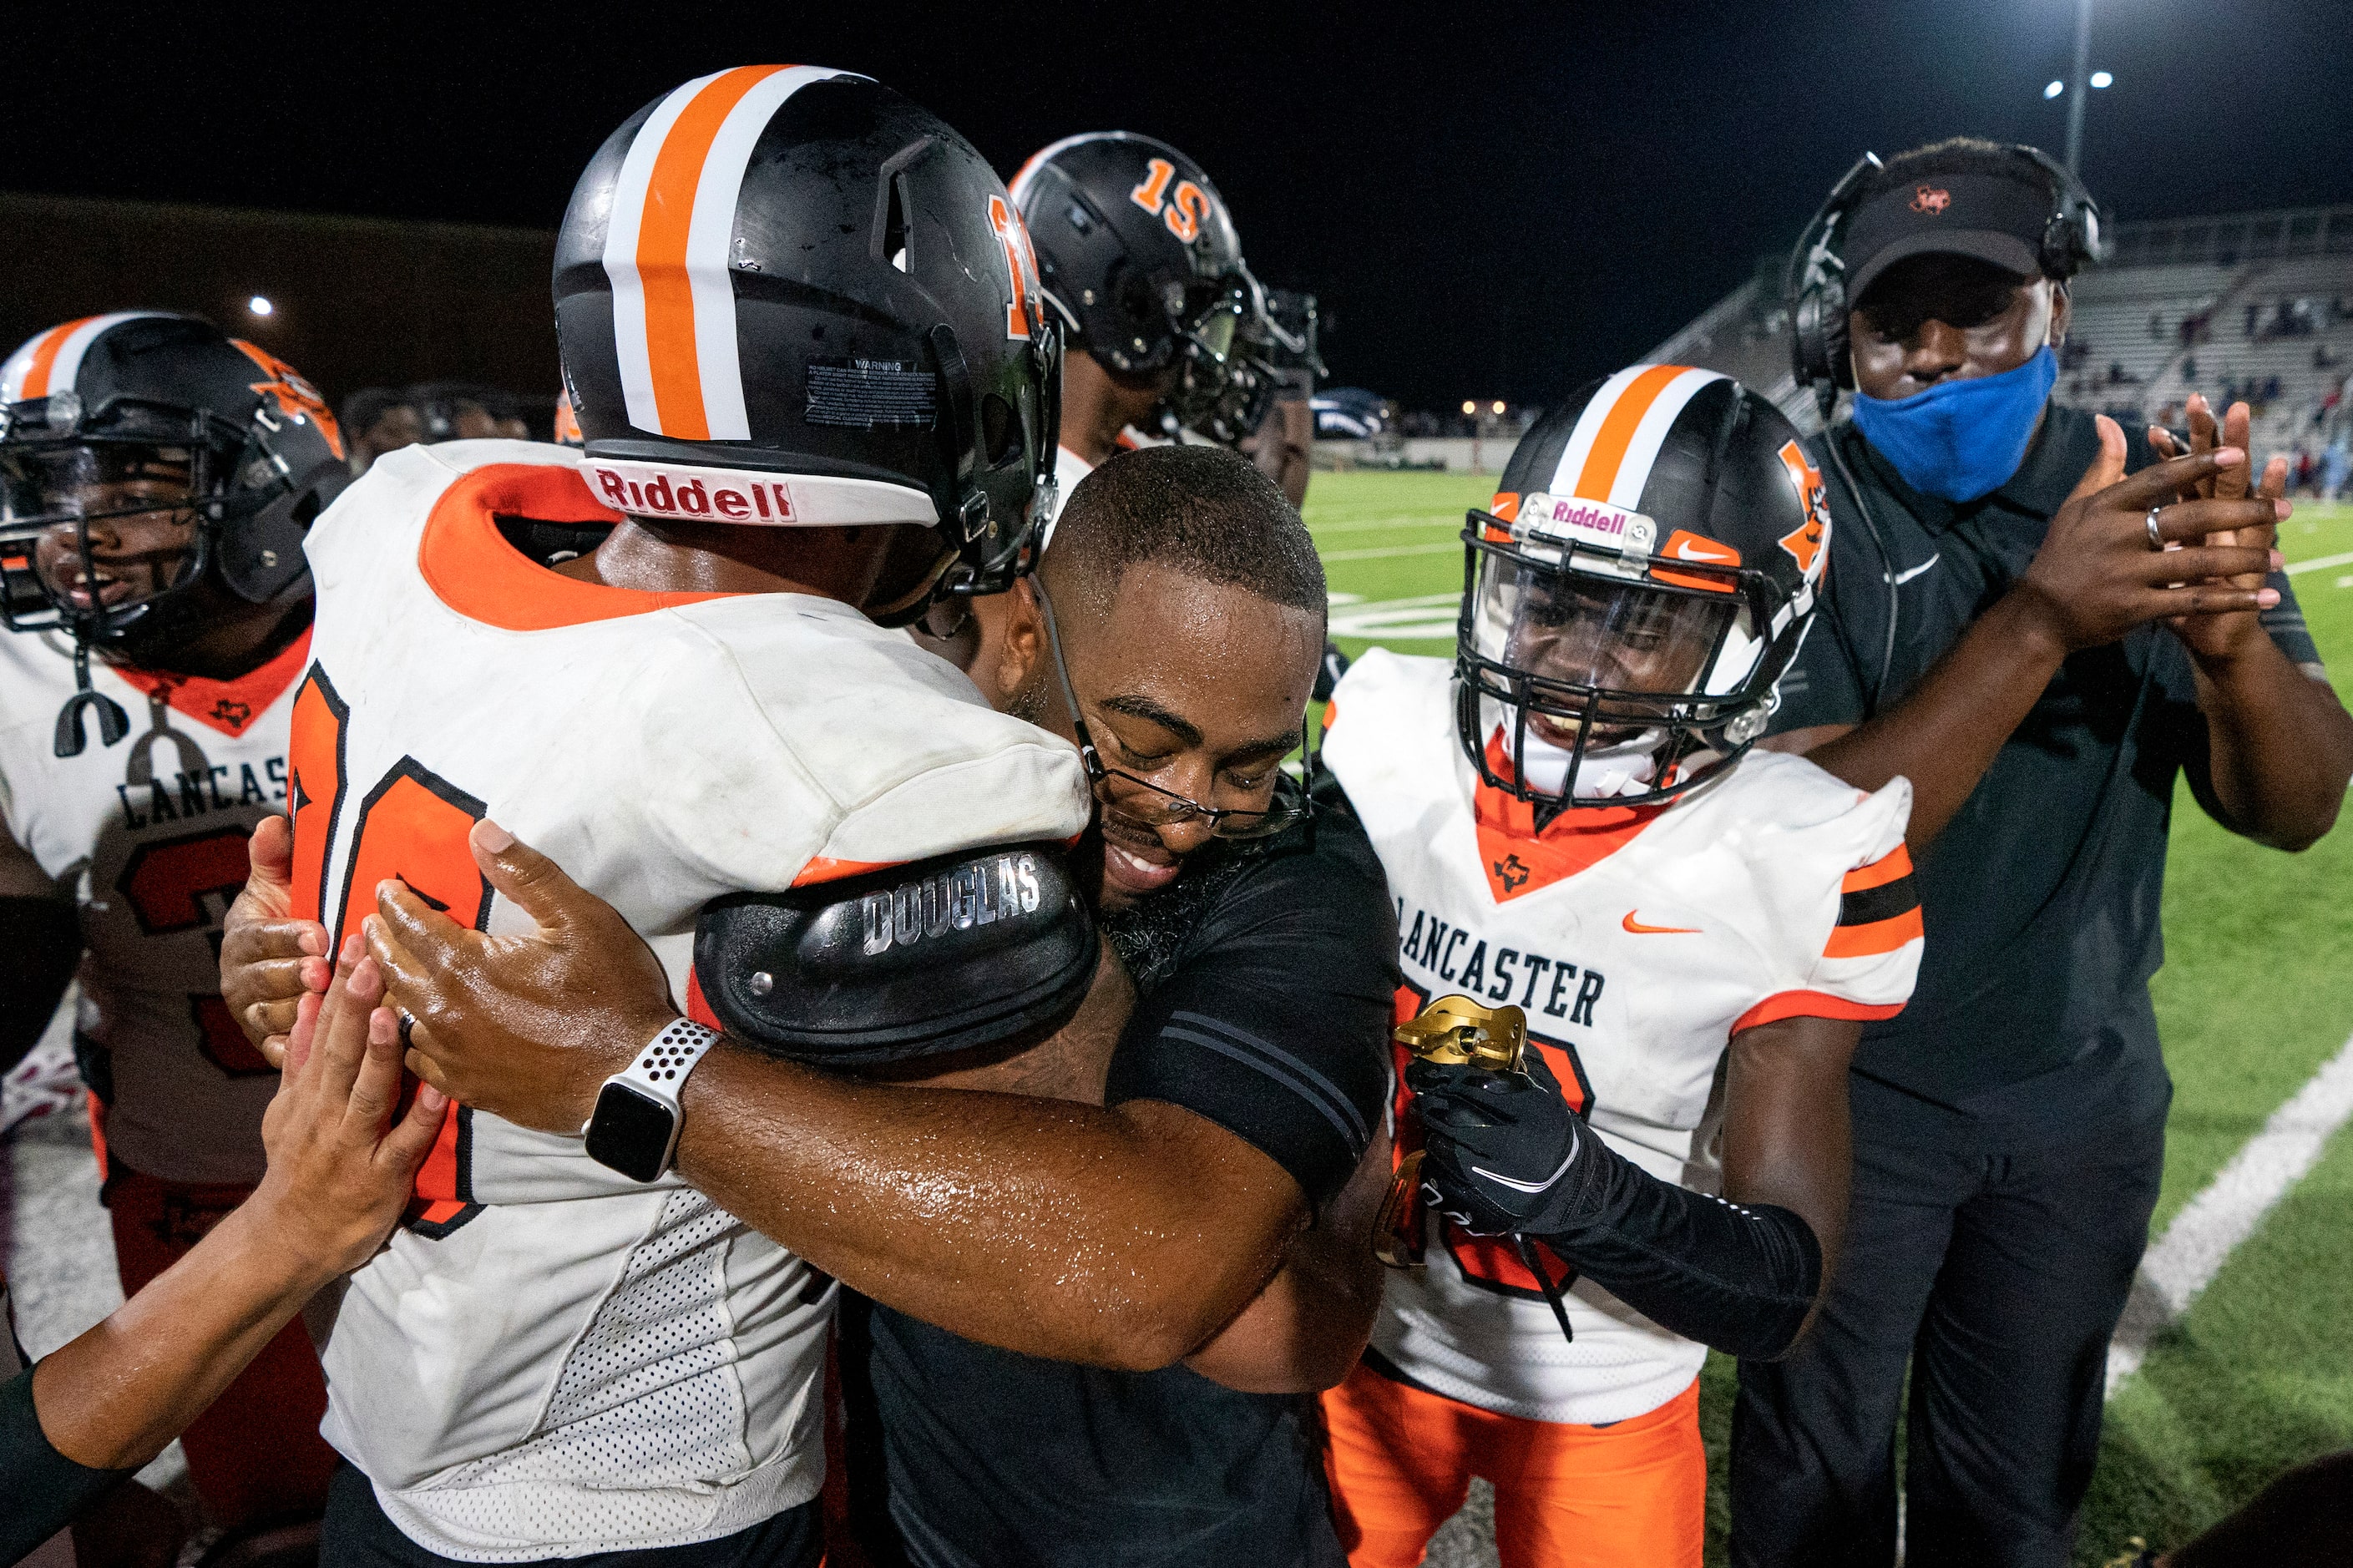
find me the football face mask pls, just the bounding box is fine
[1455,508,1777,809]
[0,436,208,634]
[1156,274,1275,447]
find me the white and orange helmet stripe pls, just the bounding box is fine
[1542,364,1727,510]
[601,65,859,442]
[1,311,177,405]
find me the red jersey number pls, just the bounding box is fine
[116,827,274,1076]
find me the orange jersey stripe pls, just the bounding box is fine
[1571,363,1686,501]
[636,65,791,440]
[791,855,901,887]
[1732,989,1908,1034]
[18,316,94,399]
[1822,906,1925,959]
[1841,842,1915,893]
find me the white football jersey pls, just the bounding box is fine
[1326,650,1920,1427]
[0,625,312,1185]
[296,440,1090,1560]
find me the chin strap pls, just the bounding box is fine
[53,639,129,758]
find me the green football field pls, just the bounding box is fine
[1302,469,2353,1565]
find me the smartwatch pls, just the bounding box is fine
[581,1019,720,1182]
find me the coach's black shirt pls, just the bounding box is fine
[1774,403,2320,1146]
[843,784,1397,1568]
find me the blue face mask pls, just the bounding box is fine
[1849,344,2058,503]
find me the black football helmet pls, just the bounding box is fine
[1458,367,1830,811]
[1009,132,1273,446]
[0,311,348,755]
[555,66,1061,626]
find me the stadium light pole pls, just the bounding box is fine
[2063,0,2093,174]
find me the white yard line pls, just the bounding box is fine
[1306,513,1465,535]
[2285,549,2353,576]
[2105,1030,2353,1396]
[1328,592,1464,640]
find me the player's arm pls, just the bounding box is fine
[0,817,77,1075]
[1716,1013,1860,1332]
[3,944,442,1560]
[371,825,1391,1373]
[1410,1039,1832,1363]
[1762,429,2283,849]
[1181,1121,1391,1393]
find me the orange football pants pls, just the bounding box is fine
[1322,1361,1703,1568]
[105,1160,339,1530]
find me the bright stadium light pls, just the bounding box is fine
[2044,79,2065,99]
[2090,70,2113,88]
[1461,400,1476,415]
[247,295,274,316]
[1490,400,1505,416]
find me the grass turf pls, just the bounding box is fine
[1302,469,2353,1565]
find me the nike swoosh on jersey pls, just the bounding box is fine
[1622,912,1702,934]
[1893,553,1941,585]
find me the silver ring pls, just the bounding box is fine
[2145,506,2165,550]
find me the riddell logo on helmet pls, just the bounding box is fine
[1910,185,1952,214]
[1518,493,1641,547]
[584,458,797,524]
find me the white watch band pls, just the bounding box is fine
[611,1018,720,1115]
[580,1019,721,1182]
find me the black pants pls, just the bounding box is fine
[321,1464,822,1568]
[1729,1114,2164,1568]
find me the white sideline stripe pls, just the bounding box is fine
[1320,541,1460,563]
[1328,591,1463,640]
[2285,549,2353,576]
[2104,1030,2353,1397]
[1307,513,1465,535]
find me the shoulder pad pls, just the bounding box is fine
[693,842,1096,1067]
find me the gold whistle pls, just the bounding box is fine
[1394,994,1529,1074]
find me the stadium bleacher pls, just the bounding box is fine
[1656,203,2353,473]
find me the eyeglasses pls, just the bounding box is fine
[1030,575,1313,842]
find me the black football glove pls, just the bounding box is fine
[1407,1047,1593,1237]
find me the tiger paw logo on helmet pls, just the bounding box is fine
[1910,184,1952,214]
[1774,440,1829,574]
[231,341,343,457]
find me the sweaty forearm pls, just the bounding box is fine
[2192,638,2353,849]
[1800,589,2067,848]
[31,1206,327,1471]
[1523,1129,1823,1361]
[1184,1128,1390,1393]
[674,1044,1300,1370]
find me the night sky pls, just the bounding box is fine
[13,0,2346,410]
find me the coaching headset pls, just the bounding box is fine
[1780,144,2106,708]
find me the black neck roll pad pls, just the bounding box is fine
[693,841,1099,1067]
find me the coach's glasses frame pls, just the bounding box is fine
[1030,574,1315,842]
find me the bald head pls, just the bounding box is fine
[1041,444,1326,626]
